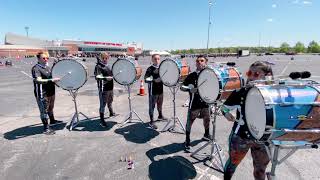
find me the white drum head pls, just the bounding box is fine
[52,59,87,90]
[245,87,266,140]
[112,59,136,85]
[198,68,220,104]
[159,59,179,87]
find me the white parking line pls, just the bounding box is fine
[280,61,291,75]
[20,71,32,79]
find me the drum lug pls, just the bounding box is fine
[265,105,273,109]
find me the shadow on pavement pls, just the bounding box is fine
[114,123,159,144]
[148,156,197,180]
[68,117,117,132]
[3,122,66,140]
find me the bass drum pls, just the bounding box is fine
[197,65,243,104]
[112,58,142,85]
[245,83,320,143]
[159,58,189,87]
[52,59,88,90]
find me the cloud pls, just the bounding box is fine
[292,0,299,4]
[272,4,277,8]
[267,18,273,22]
[302,1,312,4]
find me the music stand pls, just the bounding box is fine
[161,85,186,134]
[68,89,90,131]
[191,102,224,173]
[119,85,144,127]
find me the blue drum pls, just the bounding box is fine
[245,83,320,143]
[159,58,189,87]
[198,65,244,104]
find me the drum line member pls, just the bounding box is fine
[181,55,211,151]
[144,54,167,129]
[94,52,117,127]
[31,52,60,135]
[222,61,273,180]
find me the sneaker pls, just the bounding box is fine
[149,122,158,129]
[157,115,168,121]
[50,120,63,125]
[110,113,119,117]
[43,128,55,135]
[184,142,191,152]
[201,134,212,141]
[100,121,108,128]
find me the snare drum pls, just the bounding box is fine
[197,65,244,104]
[112,58,142,85]
[52,59,88,90]
[245,83,320,142]
[159,58,189,87]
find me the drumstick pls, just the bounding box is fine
[198,79,207,88]
[114,70,122,77]
[60,71,72,80]
[160,70,168,79]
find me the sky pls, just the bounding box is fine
[0,0,319,50]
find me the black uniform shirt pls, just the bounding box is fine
[224,87,252,139]
[144,65,163,95]
[183,71,209,110]
[94,62,114,91]
[31,63,55,97]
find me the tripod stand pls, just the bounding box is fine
[119,85,144,127]
[161,85,186,133]
[69,89,90,131]
[191,102,224,172]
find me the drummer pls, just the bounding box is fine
[222,61,273,180]
[31,52,60,135]
[94,52,117,127]
[181,55,211,151]
[144,54,167,129]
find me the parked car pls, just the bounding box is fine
[5,60,12,66]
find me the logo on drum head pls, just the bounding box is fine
[249,124,259,137]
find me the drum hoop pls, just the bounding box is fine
[245,86,271,141]
[197,67,222,103]
[159,58,180,87]
[112,58,137,85]
[52,59,88,91]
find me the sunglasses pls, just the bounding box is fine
[196,60,205,63]
[246,70,260,77]
[42,57,48,60]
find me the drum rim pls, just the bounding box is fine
[245,86,269,141]
[112,58,138,85]
[159,58,181,87]
[52,59,88,91]
[197,67,222,104]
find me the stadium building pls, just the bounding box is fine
[0,33,143,58]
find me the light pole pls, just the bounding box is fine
[25,26,29,37]
[206,1,213,54]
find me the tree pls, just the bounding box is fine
[294,42,305,53]
[280,42,290,53]
[307,41,320,53]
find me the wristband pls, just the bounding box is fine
[221,106,230,115]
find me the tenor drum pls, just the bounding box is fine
[159,58,189,87]
[245,83,320,142]
[52,59,88,90]
[112,58,142,85]
[197,65,243,104]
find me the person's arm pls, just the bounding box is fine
[144,67,153,83]
[221,90,241,122]
[32,68,59,84]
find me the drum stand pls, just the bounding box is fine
[191,103,224,173]
[119,85,144,127]
[68,89,90,131]
[161,85,186,134]
[266,140,319,180]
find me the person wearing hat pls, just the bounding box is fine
[94,52,117,127]
[181,55,211,151]
[31,52,60,135]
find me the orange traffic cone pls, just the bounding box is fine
[138,80,146,96]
